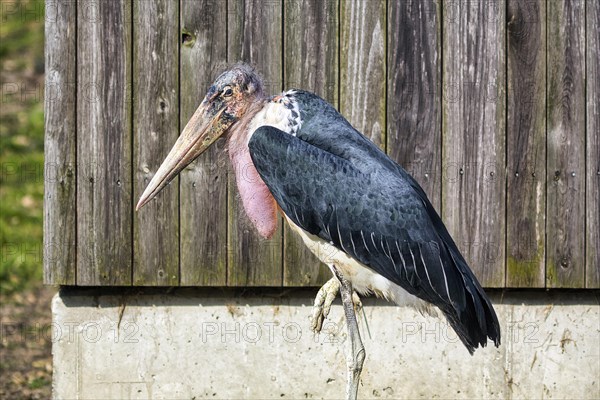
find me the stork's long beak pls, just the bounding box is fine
[136,102,230,210]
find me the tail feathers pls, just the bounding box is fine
[396,164,501,353]
[444,246,501,354]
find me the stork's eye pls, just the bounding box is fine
[223,87,233,97]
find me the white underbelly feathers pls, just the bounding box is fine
[284,215,429,310]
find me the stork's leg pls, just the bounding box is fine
[310,277,364,333]
[332,266,365,400]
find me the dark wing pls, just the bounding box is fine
[248,125,500,353]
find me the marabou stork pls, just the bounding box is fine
[137,63,501,399]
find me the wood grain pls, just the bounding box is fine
[283,0,338,286]
[76,0,132,285]
[442,0,506,287]
[585,0,600,288]
[546,0,585,288]
[340,0,386,150]
[44,0,77,284]
[227,0,283,286]
[506,0,546,287]
[42,0,598,290]
[179,0,228,286]
[132,0,179,285]
[387,0,441,210]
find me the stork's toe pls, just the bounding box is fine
[310,277,340,333]
[352,291,363,314]
[310,278,365,333]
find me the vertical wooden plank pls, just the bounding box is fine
[586,1,600,288]
[387,0,441,210]
[283,0,338,286]
[77,0,132,285]
[227,0,283,286]
[133,0,179,285]
[340,0,386,149]
[180,0,228,286]
[442,0,506,287]
[546,0,585,288]
[44,0,77,284]
[506,0,546,287]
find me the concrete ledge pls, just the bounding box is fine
[52,288,599,399]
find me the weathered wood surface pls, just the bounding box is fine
[586,1,600,288]
[227,0,283,286]
[44,0,600,289]
[442,0,506,287]
[44,0,77,284]
[387,0,441,210]
[506,0,546,287]
[340,0,386,150]
[546,0,585,288]
[76,0,133,285]
[180,0,228,286]
[283,0,338,286]
[132,0,179,285]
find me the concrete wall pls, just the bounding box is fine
[52,288,599,399]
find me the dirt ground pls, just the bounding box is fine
[0,285,55,399]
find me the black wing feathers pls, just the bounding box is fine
[249,121,500,354]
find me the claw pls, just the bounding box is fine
[310,277,364,334]
[310,278,340,333]
[352,292,363,314]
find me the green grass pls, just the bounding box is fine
[0,0,46,296]
[28,377,51,390]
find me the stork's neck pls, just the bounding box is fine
[247,91,303,138]
[229,91,302,149]
[225,91,303,239]
[226,97,278,239]
[227,97,267,151]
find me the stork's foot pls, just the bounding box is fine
[310,277,363,334]
[310,278,339,333]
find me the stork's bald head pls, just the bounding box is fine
[136,63,265,210]
[210,63,264,99]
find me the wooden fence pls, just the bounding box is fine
[44,0,599,289]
